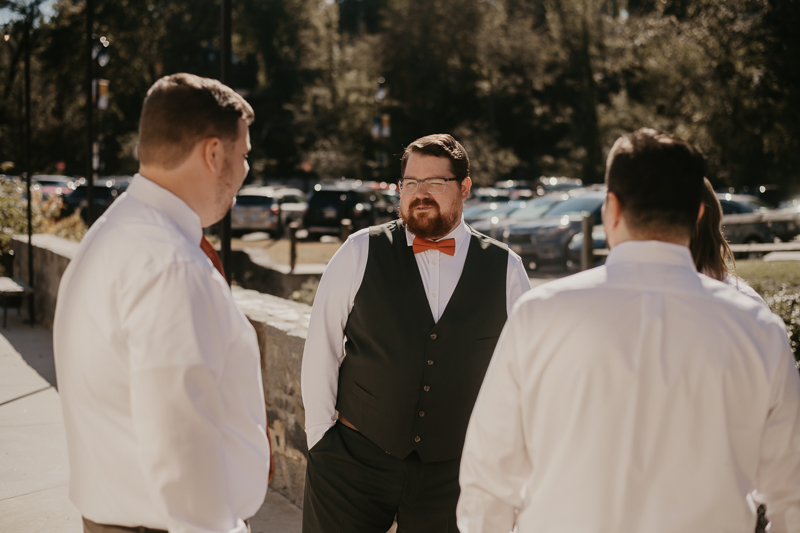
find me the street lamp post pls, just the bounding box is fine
[85,0,95,225]
[219,0,232,285]
[23,9,34,325]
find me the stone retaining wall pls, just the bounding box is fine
[233,287,311,506]
[231,247,324,300]
[11,235,79,328]
[12,234,312,507]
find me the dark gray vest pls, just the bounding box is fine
[336,220,509,462]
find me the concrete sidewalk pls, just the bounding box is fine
[0,311,301,533]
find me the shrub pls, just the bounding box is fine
[0,177,86,277]
[736,260,800,371]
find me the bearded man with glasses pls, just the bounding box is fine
[300,134,530,532]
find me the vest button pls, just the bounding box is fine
[419,411,425,417]
[430,333,437,340]
[423,385,430,392]
[427,360,434,365]
[414,436,421,443]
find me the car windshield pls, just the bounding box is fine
[236,195,275,206]
[463,204,491,217]
[543,195,604,216]
[508,197,563,221]
[471,203,519,220]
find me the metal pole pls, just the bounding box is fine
[220,0,232,285]
[289,222,299,273]
[24,12,35,326]
[581,213,594,271]
[85,0,95,225]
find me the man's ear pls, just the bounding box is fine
[602,192,623,229]
[200,137,224,174]
[460,177,472,200]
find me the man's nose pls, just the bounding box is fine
[414,183,433,197]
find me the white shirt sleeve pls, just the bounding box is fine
[752,329,800,533]
[301,232,369,450]
[457,300,534,533]
[123,261,249,533]
[506,250,531,314]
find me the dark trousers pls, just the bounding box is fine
[82,517,167,533]
[303,422,461,533]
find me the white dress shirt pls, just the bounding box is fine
[457,241,800,533]
[301,219,531,450]
[724,272,767,305]
[54,175,270,533]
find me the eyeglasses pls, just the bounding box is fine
[399,177,459,194]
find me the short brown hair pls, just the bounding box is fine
[606,128,705,237]
[137,73,254,169]
[400,134,469,181]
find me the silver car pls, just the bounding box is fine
[231,189,280,237]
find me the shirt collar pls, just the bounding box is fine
[404,216,470,253]
[126,174,203,246]
[605,240,697,271]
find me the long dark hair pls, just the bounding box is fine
[691,178,734,281]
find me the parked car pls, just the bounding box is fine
[272,187,308,230]
[464,201,522,226]
[566,225,609,270]
[566,192,778,267]
[504,190,605,270]
[534,176,584,195]
[469,187,512,204]
[62,179,128,222]
[231,188,281,237]
[31,175,78,199]
[302,184,396,238]
[493,180,535,199]
[761,196,800,242]
[470,194,565,236]
[717,193,775,245]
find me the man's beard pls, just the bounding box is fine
[401,198,460,240]
[213,157,237,224]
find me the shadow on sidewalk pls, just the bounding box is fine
[1,311,57,389]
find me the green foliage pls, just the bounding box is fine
[1,0,798,189]
[762,286,800,368]
[0,178,28,253]
[0,178,85,267]
[737,260,800,370]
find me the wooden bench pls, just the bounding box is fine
[0,277,33,328]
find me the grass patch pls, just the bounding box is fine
[736,260,800,294]
[736,260,800,370]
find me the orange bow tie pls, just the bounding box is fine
[412,237,456,256]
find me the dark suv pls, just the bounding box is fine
[303,186,396,238]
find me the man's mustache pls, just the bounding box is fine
[409,198,439,210]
